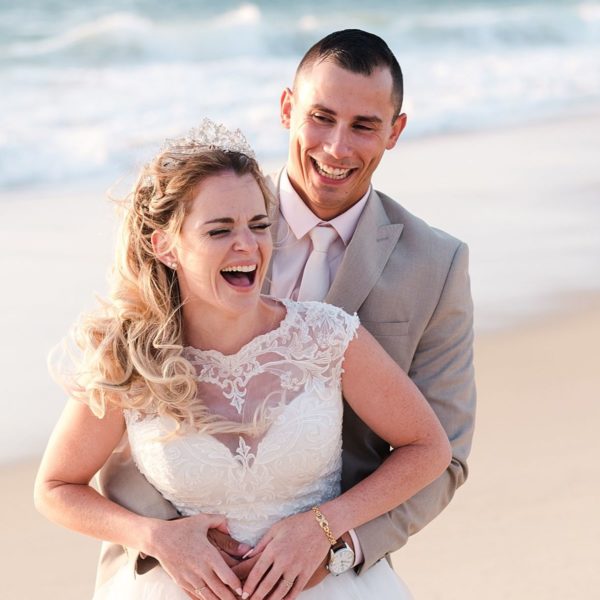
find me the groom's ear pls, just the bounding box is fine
[280,87,293,129]
[386,113,408,150]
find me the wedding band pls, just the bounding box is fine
[194,586,208,598]
[282,578,294,590]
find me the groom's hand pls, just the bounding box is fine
[208,529,263,584]
[208,529,252,561]
[231,552,263,581]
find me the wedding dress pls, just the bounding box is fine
[94,299,412,599]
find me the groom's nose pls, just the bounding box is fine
[322,126,353,161]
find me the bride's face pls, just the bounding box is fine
[167,171,272,317]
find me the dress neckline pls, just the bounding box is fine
[183,297,296,361]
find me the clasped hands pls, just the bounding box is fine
[152,511,332,600]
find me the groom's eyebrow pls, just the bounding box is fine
[204,214,269,225]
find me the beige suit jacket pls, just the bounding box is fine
[95,173,476,586]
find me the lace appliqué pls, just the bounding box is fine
[185,299,358,415]
[234,436,255,469]
[197,357,261,414]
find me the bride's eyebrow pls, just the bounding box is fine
[203,214,269,225]
[204,217,234,225]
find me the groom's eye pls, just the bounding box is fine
[312,113,332,123]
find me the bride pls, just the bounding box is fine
[34,121,450,600]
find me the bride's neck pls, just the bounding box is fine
[181,299,281,355]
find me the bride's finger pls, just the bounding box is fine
[206,549,243,594]
[245,564,282,600]
[241,552,274,598]
[269,576,302,600]
[200,512,231,534]
[187,583,218,600]
[243,531,272,558]
[197,570,239,600]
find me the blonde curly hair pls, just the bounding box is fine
[63,146,274,431]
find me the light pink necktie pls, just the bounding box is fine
[297,225,338,301]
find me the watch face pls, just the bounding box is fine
[328,545,355,575]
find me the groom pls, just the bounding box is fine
[97,28,475,593]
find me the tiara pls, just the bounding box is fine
[162,118,256,159]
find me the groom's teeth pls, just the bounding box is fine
[221,265,257,273]
[313,159,353,180]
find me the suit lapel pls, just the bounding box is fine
[262,178,404,313]
[326,189,404,314]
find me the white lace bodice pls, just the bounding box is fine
[125,299,360,546]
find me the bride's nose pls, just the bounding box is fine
[232,228,258,251]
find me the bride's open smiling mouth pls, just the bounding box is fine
[220,264,258,288]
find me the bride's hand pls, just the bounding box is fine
[241,511,330,600]
[148,513,243,600]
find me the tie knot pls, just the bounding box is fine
[309,225,338,253]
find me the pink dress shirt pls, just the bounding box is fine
[270,172,370,302]
[270,171,369,565]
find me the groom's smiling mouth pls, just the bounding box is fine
[310,157,356,181]
[220,264,257,288]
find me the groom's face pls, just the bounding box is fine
[281,59,406,220]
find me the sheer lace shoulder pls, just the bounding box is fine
[181,299,359,416]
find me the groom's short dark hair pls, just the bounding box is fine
[294,29,404,117]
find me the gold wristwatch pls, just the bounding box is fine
[311,506,355,576]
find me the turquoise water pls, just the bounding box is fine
[2,0,600,186]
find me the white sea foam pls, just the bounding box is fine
[212,3,261,27]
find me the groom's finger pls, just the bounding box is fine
[209,529,252,557]
[219,549,241,568]
[232,553,260,580]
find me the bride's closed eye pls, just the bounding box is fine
[208,222,271,237]
[250,222,272,231]
[207,228,232,237]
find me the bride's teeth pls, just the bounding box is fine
[221,265,257,273]
[313,159,352,180]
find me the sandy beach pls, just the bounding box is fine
[4,297,600,599]
[2,112,599,598]
[393,295,600,599]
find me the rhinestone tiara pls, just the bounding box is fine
[161,118,256,160]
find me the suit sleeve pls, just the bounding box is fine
[354,241,476,572]
[94,438,179,589]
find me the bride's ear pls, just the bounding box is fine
[151,229,178,269]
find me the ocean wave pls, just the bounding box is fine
[2,0,600,187]
[2,4,265,64]
[7,12,154,59]
[4,1,600,65]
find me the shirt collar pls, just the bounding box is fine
[279,171,370,246]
